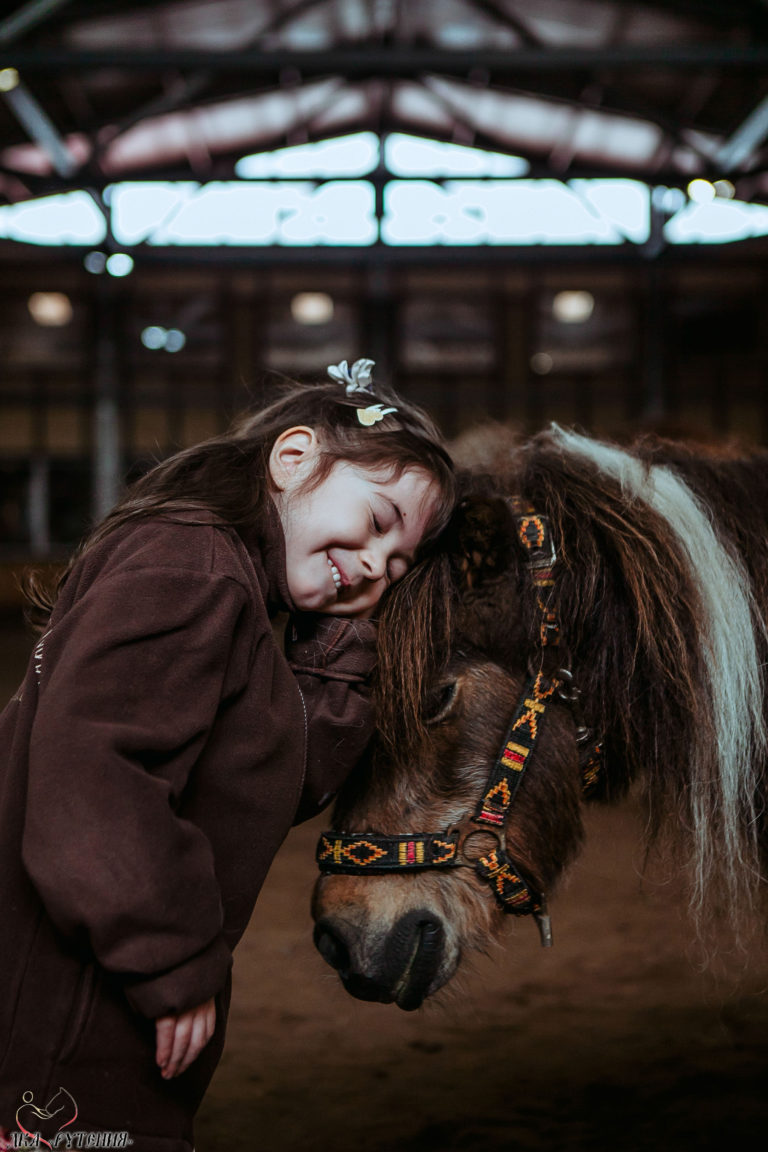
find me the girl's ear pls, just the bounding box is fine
[268,426,319,492]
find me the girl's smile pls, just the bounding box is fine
[269,427,438,618]
[328,555,344,590]
[327,554,350,591]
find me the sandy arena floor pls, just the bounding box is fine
[4,617,768,1152]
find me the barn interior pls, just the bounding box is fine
[1,2,768,1150]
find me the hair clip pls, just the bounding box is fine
[356,403,398,426]
[327,358,376,396]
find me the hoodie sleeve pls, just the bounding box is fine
[285,614,377,822]
[23,564,252,1018]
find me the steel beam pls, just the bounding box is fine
[92,285,122,521]
[0,0,73,45]
[1,237,759,270]
[1,45,767,73]
[2,79,78,177]
[717,95,768,172]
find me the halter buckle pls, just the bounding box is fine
[534,898,553,948]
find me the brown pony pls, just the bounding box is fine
[312,427,768,1010]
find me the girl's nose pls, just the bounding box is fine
[360,544,387,581]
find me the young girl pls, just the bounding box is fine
[0,360,454,1151]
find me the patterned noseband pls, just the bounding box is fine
[315,503,603,949]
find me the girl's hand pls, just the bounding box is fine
[155,997,216,1079]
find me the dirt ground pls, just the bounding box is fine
[4,616,768,1152]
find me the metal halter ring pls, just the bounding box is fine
[555,666,579,702]
[556,668,592,746]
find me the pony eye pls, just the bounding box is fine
[423,680,459,726]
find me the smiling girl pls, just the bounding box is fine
[0,361,454,1151]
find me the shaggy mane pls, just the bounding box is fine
[377,428,768,927]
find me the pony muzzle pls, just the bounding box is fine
[313,908,446,1011]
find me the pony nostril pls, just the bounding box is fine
[416,917,443,954]
[386,910,444,969]
[382,908,446,1010]
[313,921,351,973]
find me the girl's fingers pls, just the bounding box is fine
[155,999,217,1079]
[176,1001,216,1077]
[155,1014,175,1071]
[162,1013,193,1080]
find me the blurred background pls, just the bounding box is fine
[1,0,767,578]
[1,3,768,1149]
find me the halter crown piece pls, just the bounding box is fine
[327,358,398,426]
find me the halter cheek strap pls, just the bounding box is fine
[470,667,561,938]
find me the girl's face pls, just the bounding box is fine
[270,427,439,618]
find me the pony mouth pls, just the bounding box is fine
[313,908,446,1011]
[385,910,446,1011]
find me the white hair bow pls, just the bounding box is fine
[327,358,376,395]
[327,357,398,424]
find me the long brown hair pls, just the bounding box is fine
[23,378,455,629]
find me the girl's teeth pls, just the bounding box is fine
[327,557,342,590]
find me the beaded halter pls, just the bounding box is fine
[316,504,604,948]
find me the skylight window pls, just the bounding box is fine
[0,137,765,248]
[664,198,768,244]
[235,132,379,178]
[381,180,645,245]
[111,181,377,246]
[234,132,530,179]
[385,134,529,178]
[0,191,105,245]
[109,182,197,245]
[571,180,650,244]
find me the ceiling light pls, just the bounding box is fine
[552,291,594,324]
[530,352,553,375]
[141,325,187,352]
[687,179,716,204]
[713,179,735,200]
[84,250,106,274]
[28,291,73,327]
[106,252,134,277]
[652,186,686,215]
[141,326,166,350]
[0,68,19,93]
[291,292,334,325]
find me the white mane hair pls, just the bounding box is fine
[550,426,767,915]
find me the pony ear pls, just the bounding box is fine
[447,493,516,593]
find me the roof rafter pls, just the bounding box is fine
[0,0,74,45]
[1,76,78,177]
[0,3,766,207]
[2,44,768,72]
[608,0,768,28]
[462,0,541,46]
[717,93,768,170]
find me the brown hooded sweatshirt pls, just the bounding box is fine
[0,508,376,1151]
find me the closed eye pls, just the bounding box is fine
[424,680,459,725]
